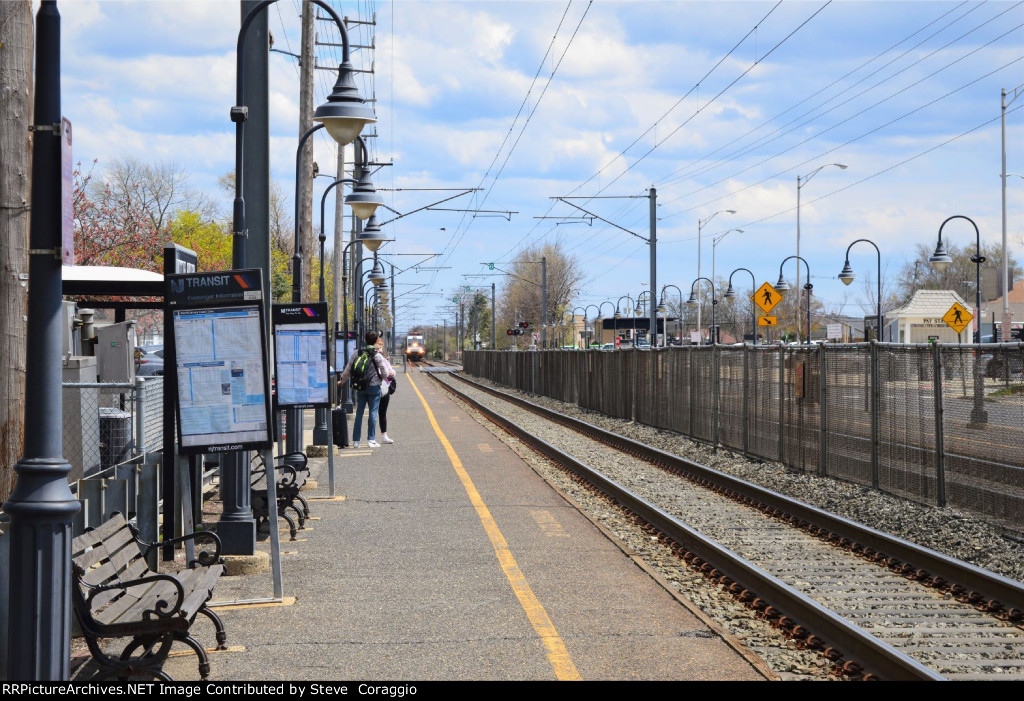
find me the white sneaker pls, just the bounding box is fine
[381,435,394,444]
[367,440,381,448]
[353,441,360,448]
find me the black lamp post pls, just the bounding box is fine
[311,142,383,444]
[658,285,684,345]
[723,268,757,345]
[775,255,813,344]
[635,290,655,344]
[225,0,374,553]
[686,278,717,344]
[614,294,634,345]
[930,215,987,425]
[838,239,882,341]
[3,1,80,680]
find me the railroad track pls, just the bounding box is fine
[427,370,1024,681]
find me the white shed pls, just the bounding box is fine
[885,289,972,344]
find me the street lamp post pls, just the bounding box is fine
[614,294,635,345]
[775,255,813,344]
[571,306,587,348]
[635,291,655,345]
[658,286,684,345]
[838,239,883,341]
[723,268,757,345]
[687,279,717,344]
[796,163,847,341]
[929,215,987,425]
[696,209,736,340]
[223,0,374,554]
[3,1,81,680]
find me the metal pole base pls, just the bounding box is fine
[312,407,330,445]
[216,452,256,556]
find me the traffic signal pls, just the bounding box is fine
[506,329,514,336]
[518,321,529,329]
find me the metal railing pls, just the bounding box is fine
[464,343,1024,530]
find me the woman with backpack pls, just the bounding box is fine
[374,336,397,444]
[337,330,394,448]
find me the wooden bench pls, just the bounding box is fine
[251,451,311,541]
[71,514,227,681]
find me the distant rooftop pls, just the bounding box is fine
[889,289,969,317]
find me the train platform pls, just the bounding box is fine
[81,362,772,682]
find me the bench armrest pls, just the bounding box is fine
[83,573,186,619]
[135,528,223,569]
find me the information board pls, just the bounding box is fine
[167,270,272,454]
[273,303,330,409]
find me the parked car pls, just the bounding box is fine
[600,343,616,350]
[135,344,164,376]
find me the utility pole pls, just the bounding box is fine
[491,282,496,349]
[541,256,547,348]
[0,0,32,505]
[298,0,315,303]
[649,188,657,346]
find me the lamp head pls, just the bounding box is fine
[723,284,736,299]
[686,293,698,306]
[656,301,667,314]
[838,261,855,286]
[929,239,952,272]
[313,61,377,146]
[345,169,384,221]
[357,214,390,252]
[775,274,790,293]
[613,310,622,320]
[368,260,386,286]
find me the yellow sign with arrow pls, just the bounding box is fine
[758,316,778,326]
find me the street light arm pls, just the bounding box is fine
[800,162,848,188]
[378,190,476,226]
[777,255,811,284]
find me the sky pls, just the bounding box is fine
[52,0,1024,334]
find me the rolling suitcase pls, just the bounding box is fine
[332,406,349,448]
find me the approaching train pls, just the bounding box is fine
[404,332,426,362]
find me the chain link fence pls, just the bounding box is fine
[464,343,1024,530]
[62,376,163,482]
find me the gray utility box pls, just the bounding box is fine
[95,320,137,383]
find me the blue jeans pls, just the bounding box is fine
[353,385,381,442]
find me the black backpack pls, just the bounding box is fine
[350,348,380,391]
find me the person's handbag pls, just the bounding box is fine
[388,376,397,395]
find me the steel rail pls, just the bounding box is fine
[429,372,944,681]
[445,372,1024,621]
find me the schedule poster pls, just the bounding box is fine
[166,269,272,454]
[173,306,270,452]
[273,303,330,409]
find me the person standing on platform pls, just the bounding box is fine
[374,336,397,444]
[337,330,392,448]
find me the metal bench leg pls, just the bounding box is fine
[115,633,175,681]
[174,631,212,680]
[197,604,228,650]
[285,500,306,529]
[278,509,298,540]
[294,493,311,519]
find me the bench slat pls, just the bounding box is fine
[71,515,127,552]
[72,525,135,570]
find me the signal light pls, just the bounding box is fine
[506,329,514,336]
[518,321,529,329]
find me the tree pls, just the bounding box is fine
[498,243,583,347]
[103,156,215,236]
[73,160,162,271]
[166,211,232,271]
[894,242,1021,308]
[0,0,32,502]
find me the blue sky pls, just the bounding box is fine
[55,0,1024,332]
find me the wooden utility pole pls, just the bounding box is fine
[0,0,33,502]
[298,0,315,301]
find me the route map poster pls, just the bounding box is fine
[273,303,330,409]
[166,269,272,454]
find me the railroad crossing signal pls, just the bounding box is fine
[758,316,778,326]
[755,282,781,314]
[943,302,973,334]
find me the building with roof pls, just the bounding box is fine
[884,289,972,344]
[979,283,1023,340]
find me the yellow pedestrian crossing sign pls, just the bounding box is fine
[755,282,781,314]
[942,302,972,334]
[758,316,778,326]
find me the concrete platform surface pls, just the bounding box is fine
[74,363,770,682]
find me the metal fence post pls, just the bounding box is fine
[933,342,946,507]
[778,345,785,463]
[134,376,146,463]
[870,340,880,490]
[712,345,719,450]
[688,345,695,437]
[819,344,828,477]
[742,347,749,457]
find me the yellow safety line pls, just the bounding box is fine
[408,372,582,681]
